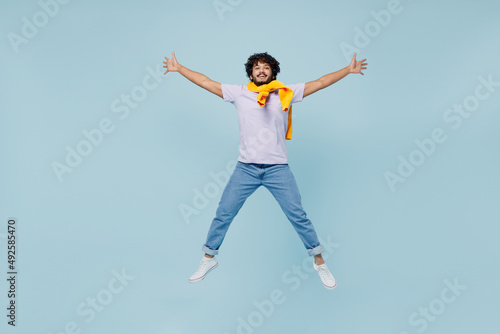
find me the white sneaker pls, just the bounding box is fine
[313,262,337,289]
[188,256,218,283]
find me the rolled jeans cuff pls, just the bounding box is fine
[307,244,324,256]
[202,244,219,256]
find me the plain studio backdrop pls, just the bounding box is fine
[1,0,499,333]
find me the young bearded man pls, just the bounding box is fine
[163,51,367,289]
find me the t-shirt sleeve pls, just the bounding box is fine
[221,84,243,103]
[288,83,305,104]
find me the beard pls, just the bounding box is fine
[252,75,274,86]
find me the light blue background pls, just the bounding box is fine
[1,0,499,333]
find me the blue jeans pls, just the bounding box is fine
[202,161,324,256]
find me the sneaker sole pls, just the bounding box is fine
[322,281,337,290]
[188,262,218,283]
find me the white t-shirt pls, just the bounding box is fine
[221,82,305,164]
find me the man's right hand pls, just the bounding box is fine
[161,51,223,98]
[163,51,180,74]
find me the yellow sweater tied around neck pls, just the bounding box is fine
[246,80,295,140]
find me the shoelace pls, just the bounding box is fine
[195,259,213,274]
[317,265,333,280]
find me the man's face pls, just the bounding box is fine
[250,61,274,86]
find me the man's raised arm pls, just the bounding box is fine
[163,51,223,98]
[303,53,367,98]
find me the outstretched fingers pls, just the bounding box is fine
[163,55,171,74]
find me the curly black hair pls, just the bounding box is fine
[244,52,280,81]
